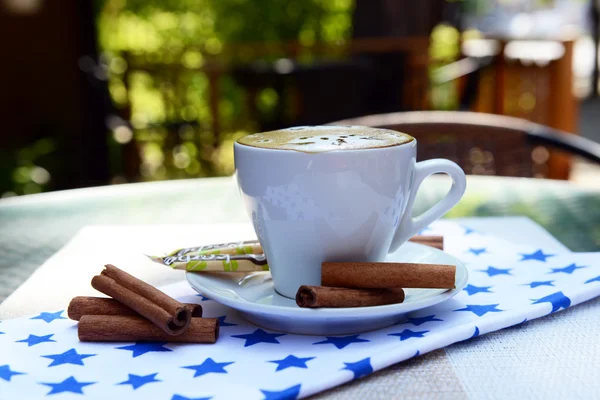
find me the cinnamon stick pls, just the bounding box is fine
[296,286,405,308]
[67,297,202,321]
[408,235,444,250]
[321,262,456,289]
[91,264,191,335]
[78,315,219,343]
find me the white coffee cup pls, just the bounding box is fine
[234,126,466,298]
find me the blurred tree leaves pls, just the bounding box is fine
[93,0,354,182]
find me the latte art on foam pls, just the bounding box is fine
[237,126,413,152]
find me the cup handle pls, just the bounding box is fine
[389,159,466,253]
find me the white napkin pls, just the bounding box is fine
[1,221,599,399]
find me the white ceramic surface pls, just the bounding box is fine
[186,242,468,335]
[234,127,466,298]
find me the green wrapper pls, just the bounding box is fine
[149,252,269,272]
[168,240,262,257]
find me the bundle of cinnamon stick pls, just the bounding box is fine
[68,264,218,344]
[296,235,455,309]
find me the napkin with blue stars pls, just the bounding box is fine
[1,221,600,400]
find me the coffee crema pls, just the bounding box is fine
[236,125,414,153]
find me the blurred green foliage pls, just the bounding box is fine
[97,0,354,182]
[0,137,57,197]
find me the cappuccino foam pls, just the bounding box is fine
[236,126,413,153]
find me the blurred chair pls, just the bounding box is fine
[331,111,600,179]
[455,37,579,179]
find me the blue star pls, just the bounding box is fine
[463,226,476,235]
[217,315,237,327]
[260,384,301,400]
[454,304,503,317]
[118,373,160,390]
[585,276,600,284]
[342,357,373,379]
[414,350,420,357]
[470,326,480,338]
[16,333,56,347]
[532,291,571,313]
[523,280,555,289]
[116,342,172,357]
[313,334,370,349]
[42,348,96,367]
[480,266,512,277]
[468,247,487,256]
[30,310,66,323]
[405,315,443,326]
[196,294,211,301]
[388,329,428,341]
[520,249,554,262]
[0,365,25,381]
[232,329,285,347]
[463,284,493,296]
[172,395,212,400]
[182,358,234,377]
[40,376,95,395]
[549,263,586,275]
[268,355,315,372]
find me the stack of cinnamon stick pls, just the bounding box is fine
[296,236,456,309]
[68,264,218,343]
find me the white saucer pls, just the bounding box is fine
[186,242,468,335]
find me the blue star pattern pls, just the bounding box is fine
[520,249,554,262]
[0,365,25,381]
[116,342,172,357]
[217,315,237,327]
[405,315,443,326]
[261,384,301,400]
[463,284,493,296]
[342,357,373,379]
[468,247,487,256]
[269,355,315,371]
[480,266,512,277]
[550,263,586,275]
[524,280,555,288]
[0,220,599,400]
[182,358,234,377]
[232,329,285,347]
[388,329,429,341]
[118,373,161,389]
[585,276,600,284]
[30,310,66,323]
[16,333,56,347]
[532,291,571,313]
[42,348,96,367]
[313,334,370,349]
[454,304,503,317]
[40,376,95,395]
[196,294,211,301]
